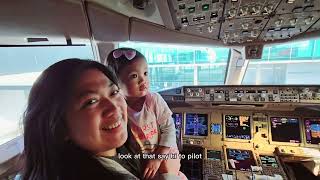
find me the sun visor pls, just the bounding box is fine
[86,2,129,42]
[0,0,90,45]
[129,17,223,46]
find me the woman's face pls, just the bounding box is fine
[66,69,128,156]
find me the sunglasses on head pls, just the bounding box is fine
[112,49,137,60]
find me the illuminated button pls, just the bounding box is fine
[187,88,191,92]
[181,17,188,24]
[198,16,205,21]
[210,12,218,19]
[196,92,200,96]
[188,7,196,13]
[199,88,203,92]
[202,4,209,11]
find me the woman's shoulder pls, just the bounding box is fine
[60,155,131,180]
[59,144,127,180]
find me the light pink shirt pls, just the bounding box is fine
[128,92,177,153]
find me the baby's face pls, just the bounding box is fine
[119,57,150,98]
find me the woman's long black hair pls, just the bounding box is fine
[22,59,124,180]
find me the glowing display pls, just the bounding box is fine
[172,113,183,137]
[225,115,251,140]
[226,148,256,171]
[207,150,221,160]
[259,155,278,167]
[270,117,301,143]
[211,123,221,134]
[185,113,208,136]
[305,118,320,145]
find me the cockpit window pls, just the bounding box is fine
[119,42,230,92]
[242,38,320,85]
[0,46,94,145]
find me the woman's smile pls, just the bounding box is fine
[101,118,124,133]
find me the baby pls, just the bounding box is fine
[107,47,186,179]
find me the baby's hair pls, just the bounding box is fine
[106,47,146,76]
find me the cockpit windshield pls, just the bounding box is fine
[242,38,320,85]
[120,41,230,92]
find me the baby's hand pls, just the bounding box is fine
[143,159,162,179]
[158,156,181,174]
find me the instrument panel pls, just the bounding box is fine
[160,85,320,180]
[161,85,320,103]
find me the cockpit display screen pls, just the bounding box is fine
[305,118,320,145]
[259,155,278,167]
[226,148,256,171]
[225,115,251,140]
[207,150,221,161]
[185,113,208,136]
[172,113,183,137]
[270,117,301,143]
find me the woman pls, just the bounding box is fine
[22,59,180,180]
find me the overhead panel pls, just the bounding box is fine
[220,17,268,44]
[276,0,320,14]
[166,0,320,45]
[223,0,280,19]
[222,0,280,44]
[169,0,224,40]
[260,11,320,41]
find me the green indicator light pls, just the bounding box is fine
[202,4,209,11]
[188,7,195,13]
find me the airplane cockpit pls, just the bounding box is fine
[0,0,320,179]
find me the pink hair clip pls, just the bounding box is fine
[112,49,137,60]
